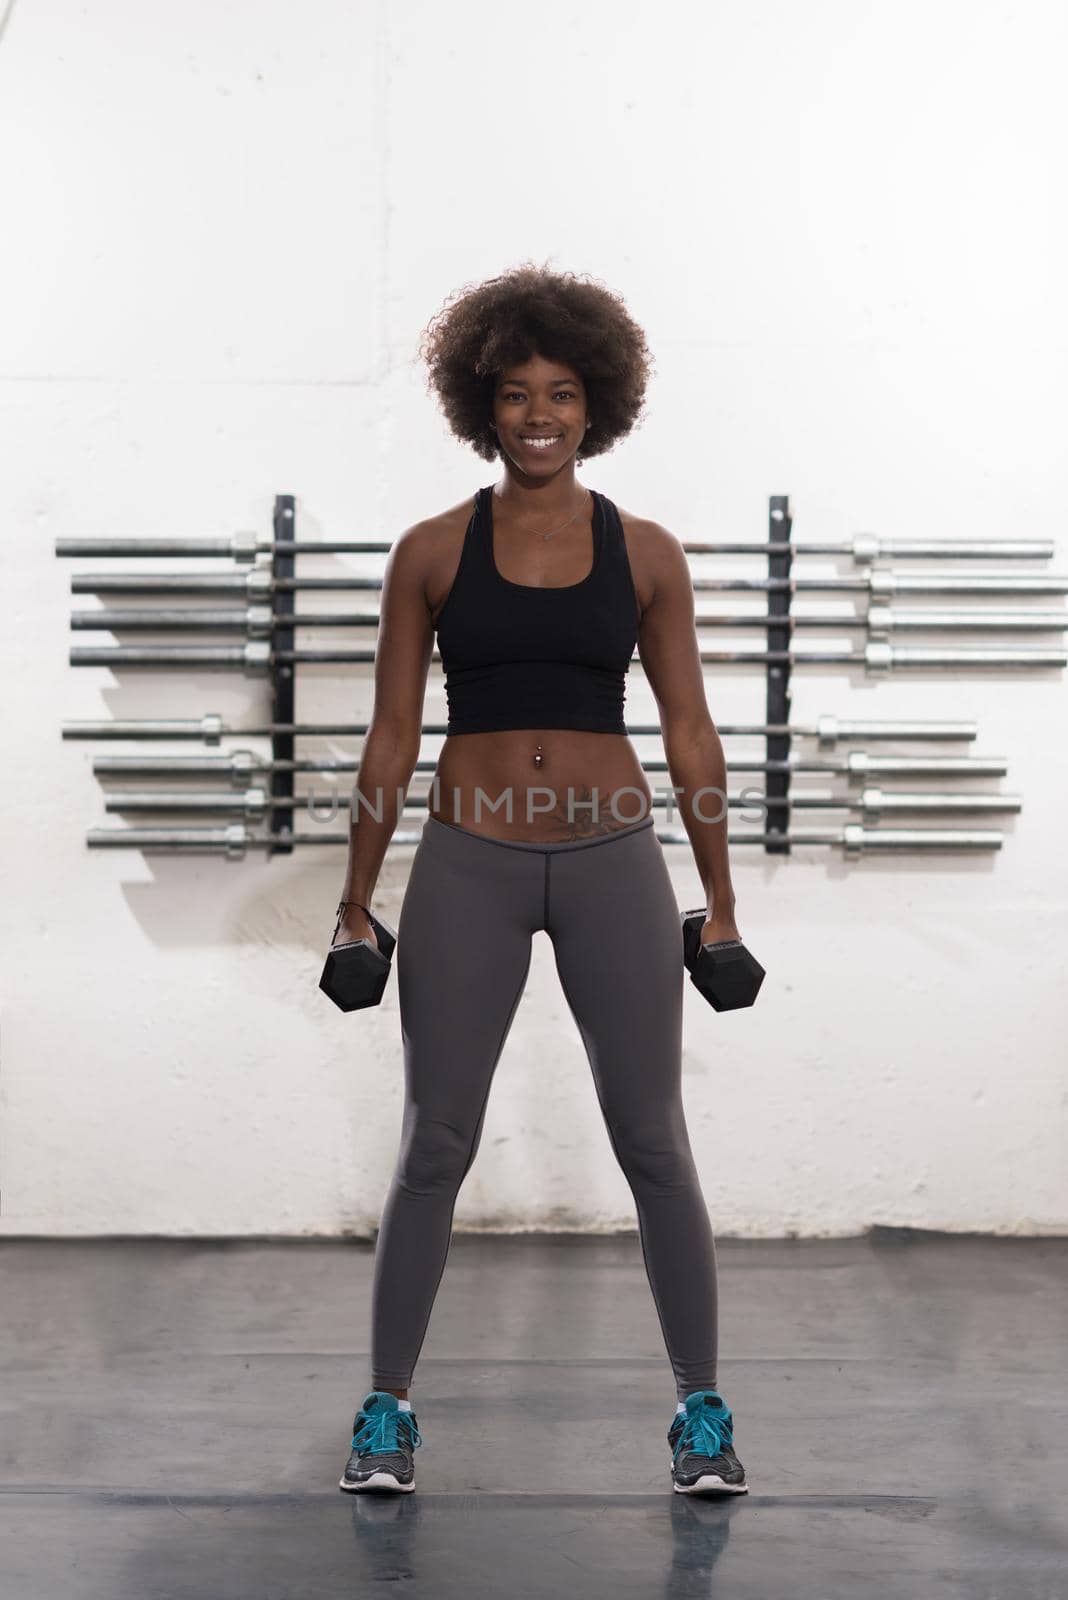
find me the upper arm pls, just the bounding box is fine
[366,521,435,744]
[635,521,715,741]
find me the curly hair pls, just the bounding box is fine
[417,260,654,464]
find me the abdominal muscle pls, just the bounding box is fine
[427,728,655,843]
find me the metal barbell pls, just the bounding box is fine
[66,641,1068,671]
[59,713,980,745]
[81,820,1005,856]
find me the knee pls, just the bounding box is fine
[611,1124,698,1196]
[396,1116,477,1197]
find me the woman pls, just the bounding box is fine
[333,263,748,1497]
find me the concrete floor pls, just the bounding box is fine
[1,1230,1066,1599]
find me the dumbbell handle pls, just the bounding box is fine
[336,897,373,920]
[333,897,374,939]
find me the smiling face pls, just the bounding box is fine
[490,351,589,477]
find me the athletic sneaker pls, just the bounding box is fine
[339,1390,423,1494]
[668,1389,748,1494]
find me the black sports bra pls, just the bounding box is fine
[435,485,641,736]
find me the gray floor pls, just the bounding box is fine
[1,1231,1066,1599]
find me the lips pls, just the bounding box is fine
[521,435,563,451]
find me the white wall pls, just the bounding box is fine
[1,0,1065,1237]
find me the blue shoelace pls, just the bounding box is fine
[352,1404,423,1457]
[671,1393,734,1463]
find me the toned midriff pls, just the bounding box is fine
[427,728,655,843]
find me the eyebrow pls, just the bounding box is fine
[499,376,580,387]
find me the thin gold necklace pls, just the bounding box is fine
[500,486,592,542]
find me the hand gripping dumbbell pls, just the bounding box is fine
[680,908,766,1013]
[319,900,398,1012]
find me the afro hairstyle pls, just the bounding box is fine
[417,260,654,463]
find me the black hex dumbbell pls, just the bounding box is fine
[319,906,398,1013]
[680,908,765,1012]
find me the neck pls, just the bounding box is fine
[493,464,583,518]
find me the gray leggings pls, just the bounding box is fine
[370,811,719,1403]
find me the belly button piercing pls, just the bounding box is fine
[533,743,544,769]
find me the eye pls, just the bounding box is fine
[501,388,579,402]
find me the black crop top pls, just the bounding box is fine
[435,485,641,736]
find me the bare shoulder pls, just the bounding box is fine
[389,492,478,620]
[613,505,687,563]
[613,502,690,611]
[391,493,475,558]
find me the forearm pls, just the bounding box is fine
[663,722,736,914]
[340,724,420,906]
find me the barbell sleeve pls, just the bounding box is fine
[69,642,273,672]
[854,788,1020,815]
[703,573,1068,595]
[688,537,1052,561]
[56,535,262,559]
[69,606,377,634]
[863,572,1068,597]
[70,570,279,596]
[698,607,1067,633]
[63,715,228,741]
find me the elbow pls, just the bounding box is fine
[662,713,719,756]
[362,716,422,773]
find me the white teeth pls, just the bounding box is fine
[525,437,561,449]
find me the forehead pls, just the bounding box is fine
[498,355,584,385]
